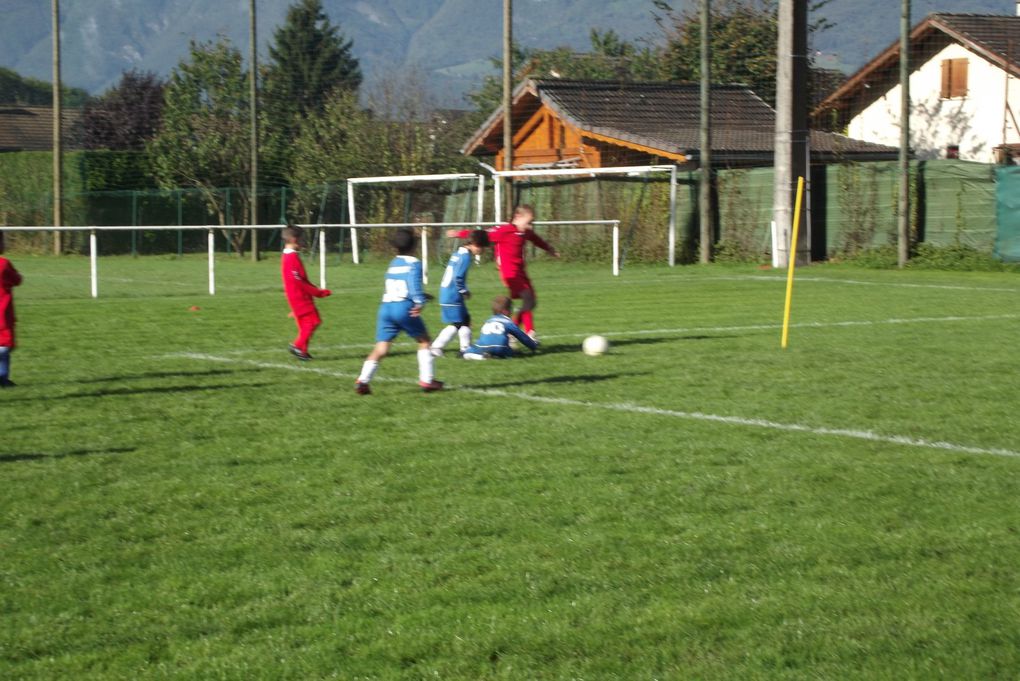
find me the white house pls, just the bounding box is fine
[814,10,1020,163]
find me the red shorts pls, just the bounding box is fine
[501,275,534,299]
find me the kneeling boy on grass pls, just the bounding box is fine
[462,295,539,360]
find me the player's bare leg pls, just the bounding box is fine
[355,341,391,394]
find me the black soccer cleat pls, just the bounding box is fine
[288,344,313,361]
[354,381,372,395]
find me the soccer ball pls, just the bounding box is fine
[582,335,609,356]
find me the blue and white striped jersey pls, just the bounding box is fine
[381,255,426,307]
[473,314,538,352]
[439,246,472,306]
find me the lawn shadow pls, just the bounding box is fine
[461,370,649,391]
[0,446,136,464]
[64,368,261,384]
[16,382,272,402]
[534,334,738,356]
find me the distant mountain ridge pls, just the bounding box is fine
[0,0,1014,107]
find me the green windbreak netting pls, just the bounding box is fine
[920,161,997,250]
[994,166,1020,262]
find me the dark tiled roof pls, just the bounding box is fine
[931,14,1020,68]
[533,79,896,157]
[0,106,83,152]
[816,14,1020,118]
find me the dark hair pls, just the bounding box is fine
[491,295,512,315]
[469,229,490,248]
[390,228,416,255]
[282,224,304,244]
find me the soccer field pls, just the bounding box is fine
[3,254,1020,679]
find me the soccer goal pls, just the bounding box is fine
[345,172,487,266]
[489,164,681,266]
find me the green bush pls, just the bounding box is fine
[907,242,1010,272]
[841,244,899,269]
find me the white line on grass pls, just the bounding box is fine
[209,313,1020,357]
[713,274,1020,294]
[165,352,1020,460]
[540,313,1020,341]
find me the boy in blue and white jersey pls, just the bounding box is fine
[431,229,490,357]
[463,296,539,360]
[355,229,443,394]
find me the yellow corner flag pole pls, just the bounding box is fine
[780,176,805,349]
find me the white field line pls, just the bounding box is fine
[165,351,1020,460]
[712,274,1020,294]
[205,313,1020,356]
[541,313,1020,341]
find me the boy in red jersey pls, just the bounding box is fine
[447,204,557,339]
[281,225,331,360]
[0,233,23,387]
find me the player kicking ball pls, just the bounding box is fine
[462,296,539,360]
[431,229,490,357]
[355,228,443,394]
[447,204,557,342]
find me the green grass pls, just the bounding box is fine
[3,253,1020,679]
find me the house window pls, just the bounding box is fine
[946,144,960,159]
[940,58,968,99]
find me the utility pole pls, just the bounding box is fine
[249,0,259,261]
[502,0,514,217]
[699,0,712,263]
[773,0,809,268]
[52,0,62,255]
[898,0,911,267]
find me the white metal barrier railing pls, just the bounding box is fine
[1,219,621,298]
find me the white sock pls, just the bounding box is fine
[457,325,472,351]
[417,349,434,383]
[463,352,486,360]
[358,360,379,384]
[432,325,458,350]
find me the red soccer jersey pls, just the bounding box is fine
[456,223,554,280]
[281,249,328,317]
[0,256,22,348]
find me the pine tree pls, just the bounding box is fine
[263,0,362,182]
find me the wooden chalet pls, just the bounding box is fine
[462,79,898,170]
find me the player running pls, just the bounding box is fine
[448,204,557,341]
[431,229,490,357]
[355,229,443,394]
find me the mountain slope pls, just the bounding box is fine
[0,0,1015,106]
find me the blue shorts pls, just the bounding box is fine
[376,301,427,342]
[440,302,470,325]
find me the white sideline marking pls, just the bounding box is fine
[166,352,1020,460]
[208,313,1020,356]
[541,313,1020,341]
[714,274,1020,294]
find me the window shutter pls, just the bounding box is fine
[941,59,951,99]
[953,59,968,97]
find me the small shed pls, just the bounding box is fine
[0,105,83,152]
